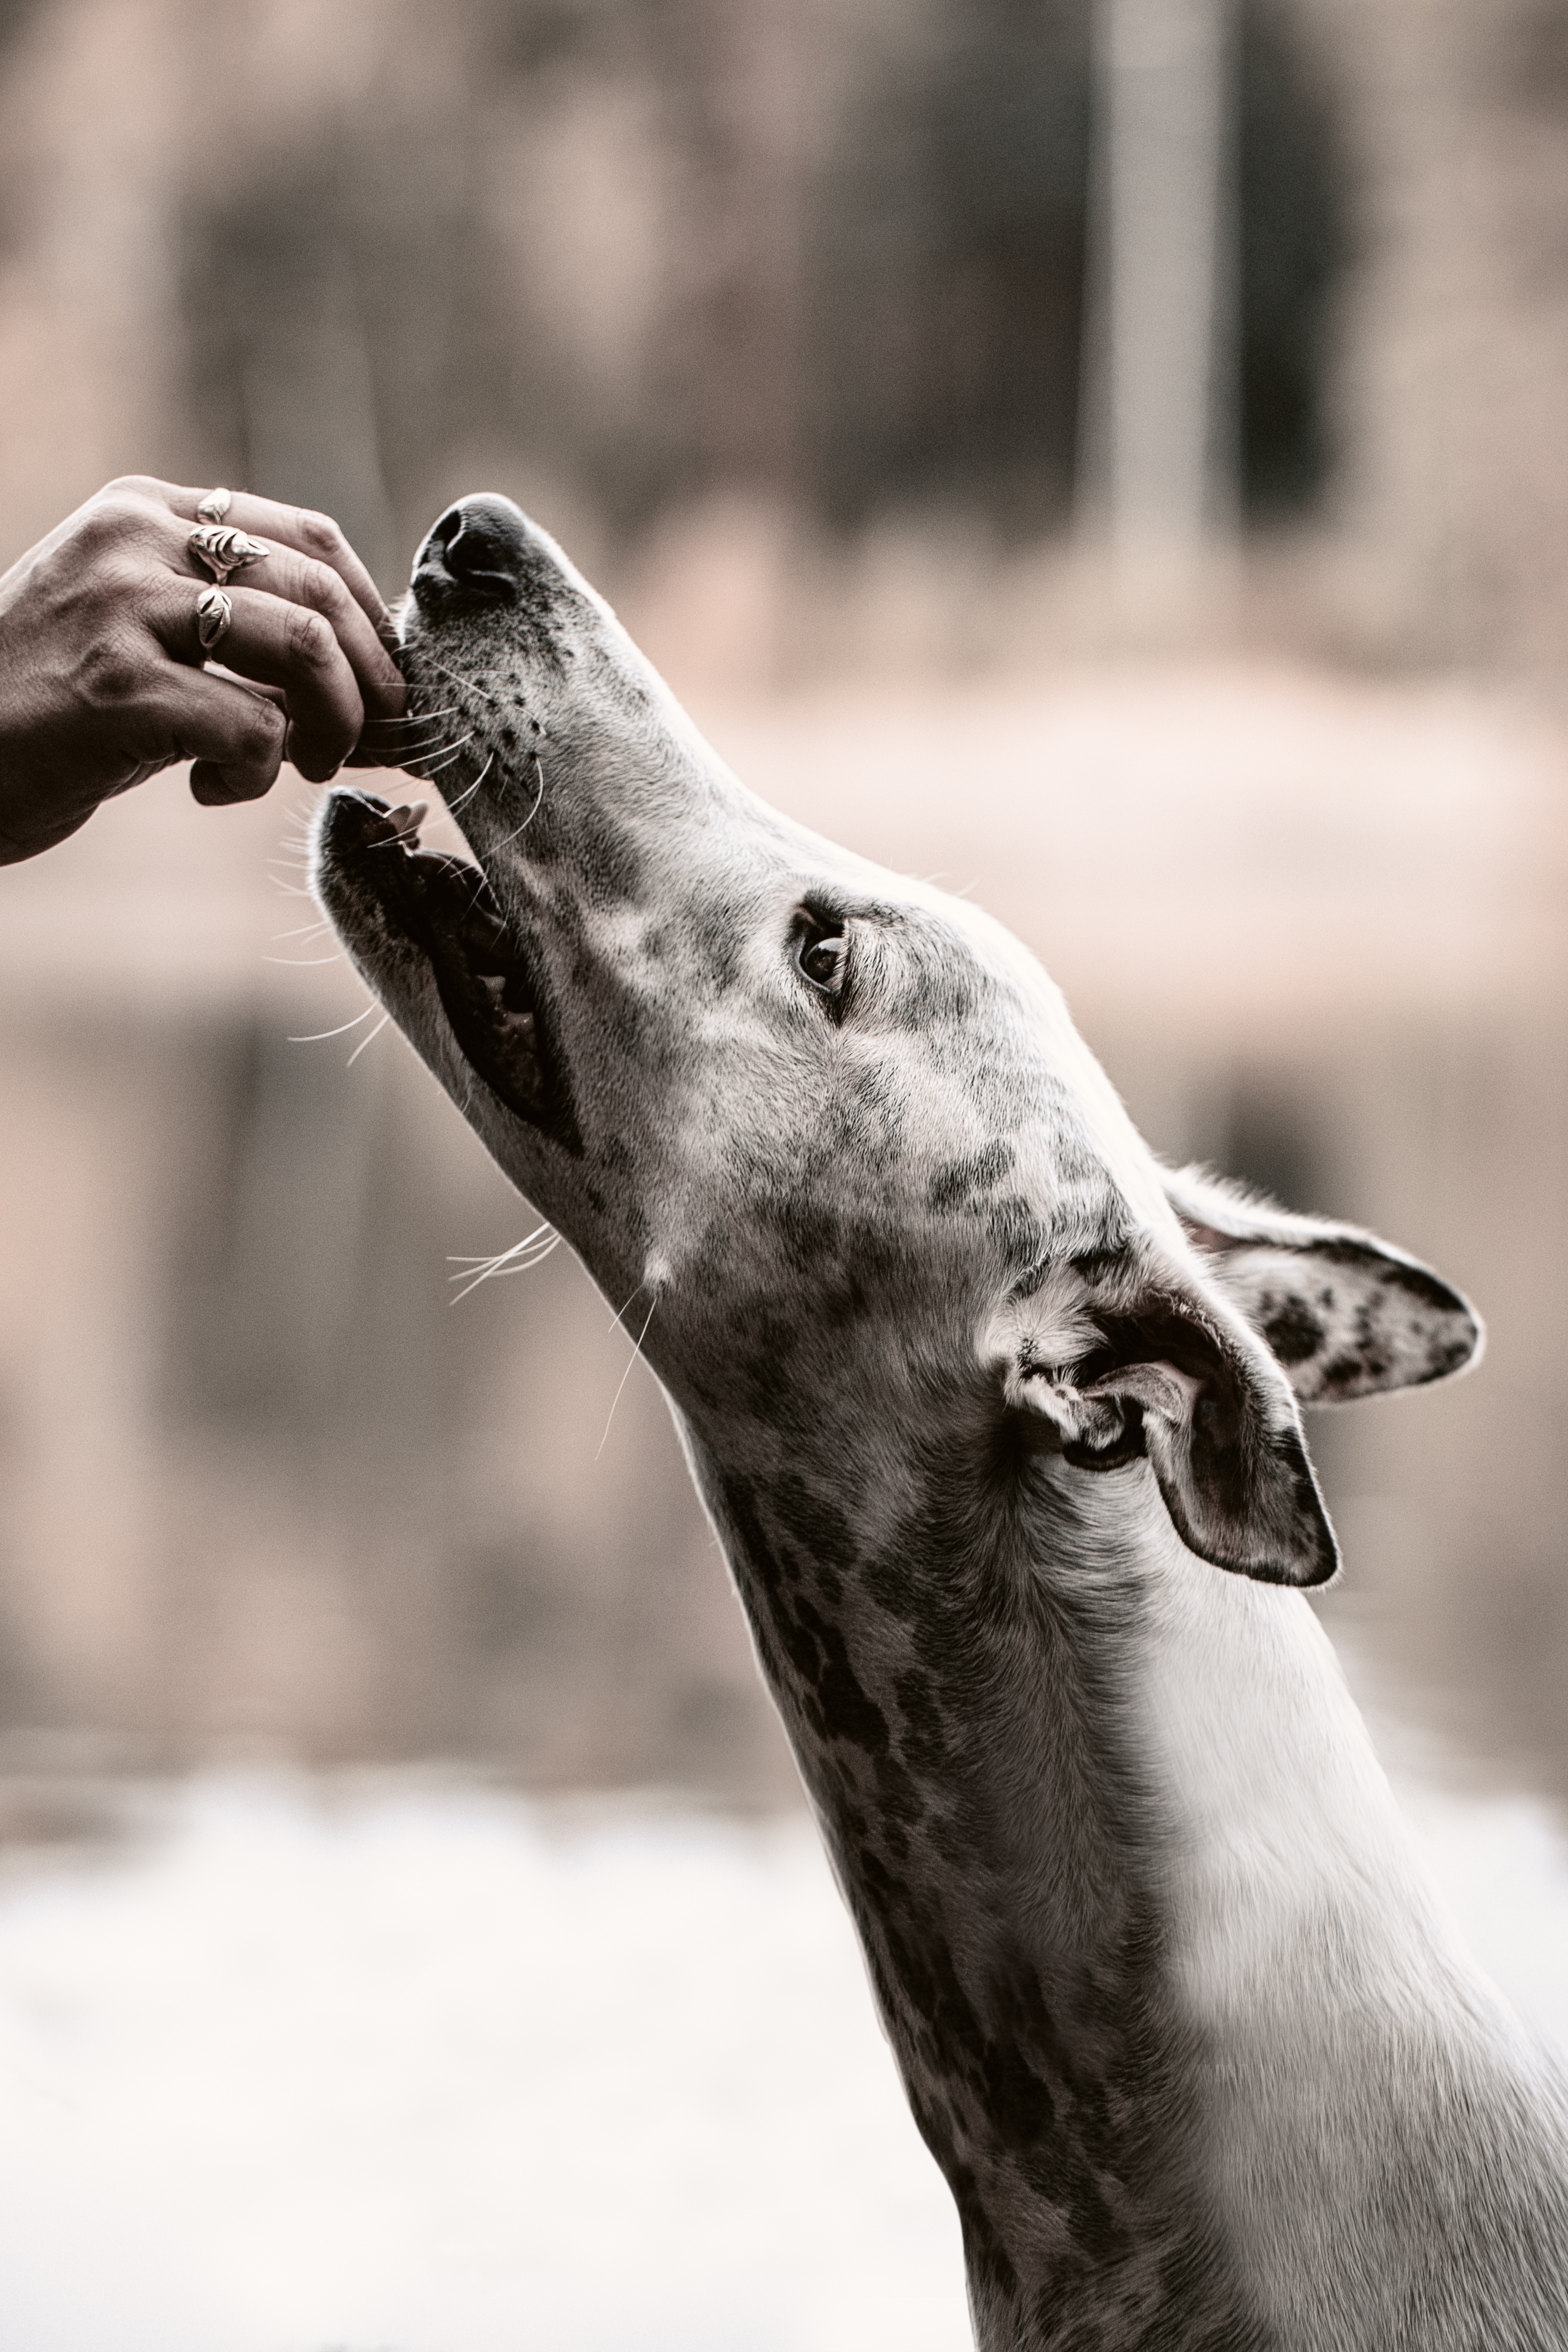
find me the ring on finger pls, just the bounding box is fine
[189,523,267,587]
[195,582,233,651]
[196,487,232,524]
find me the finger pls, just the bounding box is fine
[205,666,287,710]
[245,545,406,726]
[157,481,397,646]
[150,575,366,783]
[168,528,404,732]
[123,664,288,805]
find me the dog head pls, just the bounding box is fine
[315,496,1480,1587]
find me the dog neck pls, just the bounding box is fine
[696,1427,1266,2348]
[692,1425,1568,2351]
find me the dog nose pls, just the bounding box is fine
[415,494,531,602]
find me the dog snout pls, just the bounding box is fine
[413,493,531,604]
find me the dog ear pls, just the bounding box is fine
[1006,1249,1339,1588]
[1161,1165,1483,1404]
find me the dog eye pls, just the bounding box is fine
[795,919,848,997]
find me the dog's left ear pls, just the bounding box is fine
[1162,1165,1483,1403]
[1001,1243,1339,1586]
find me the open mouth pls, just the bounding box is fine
[321,789,581,1152]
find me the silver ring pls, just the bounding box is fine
[196,487,232,524]
[195,583,232,651]
[189,523,267,587]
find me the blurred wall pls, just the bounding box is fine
[2,0,1568,1809]
[0,0,1565,669]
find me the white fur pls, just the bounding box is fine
[1134,1508,1559,2343]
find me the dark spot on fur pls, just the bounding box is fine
[928,1139,1016,1214]
[960,2196,1021,2302]
[766,1196,844,1270]
[1428,1330,1474,1377]
[990,1195,1050,1274]
[1262,1295,1325,1365]
[719,1474,890,1757]
[894,1669,952,1770]
[862,1547,920,1625]
[1384,1259,1465,1315]
[572,810,645,906]
[739,1310,805,1416]
[1349,1302,1392,1385]
[771,1477,857,1580]
[812,1639,890,1754]
[871,1748,925,1831]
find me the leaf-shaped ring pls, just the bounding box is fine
[195,584,232,651]
[196,487,232,523]
[189,524,267,587]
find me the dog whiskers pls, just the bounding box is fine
[490,753,545,848]
[359,705,460,731]
[596,1290,658,1459]
[346,1010,392,1068]
[415,734,477,778]
[446,1222,561,1304]
[442,753,494,818]
[405,650,508,706]
[288,1004,379,1043]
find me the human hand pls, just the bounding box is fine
[0,476,407,863]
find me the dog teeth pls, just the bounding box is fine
[385,799,428,845]
[478,974,535,1047]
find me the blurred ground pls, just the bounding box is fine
[0,1775,971,2352]
[0,1718,1564,2352]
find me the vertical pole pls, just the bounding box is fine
[1083,0,1236,611]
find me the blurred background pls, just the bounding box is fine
[2,1,1568,2344]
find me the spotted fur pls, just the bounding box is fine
[1163,1166,1484,1402]
[314,498,1568,2351]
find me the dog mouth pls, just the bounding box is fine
[321,788,581,1153]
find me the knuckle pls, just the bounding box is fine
[284,604,335,669]
[292,557,351,623]
[96,555,148,602]
[73,499,143,558]
[77,630,146,707]
[293,507,345,565]
[100,472,160,503]
[234,700,285,763]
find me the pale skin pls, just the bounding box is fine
[0,475,407,863]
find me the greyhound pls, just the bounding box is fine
[314,495,1568,2351]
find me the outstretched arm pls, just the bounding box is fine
[0,475,406,863]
